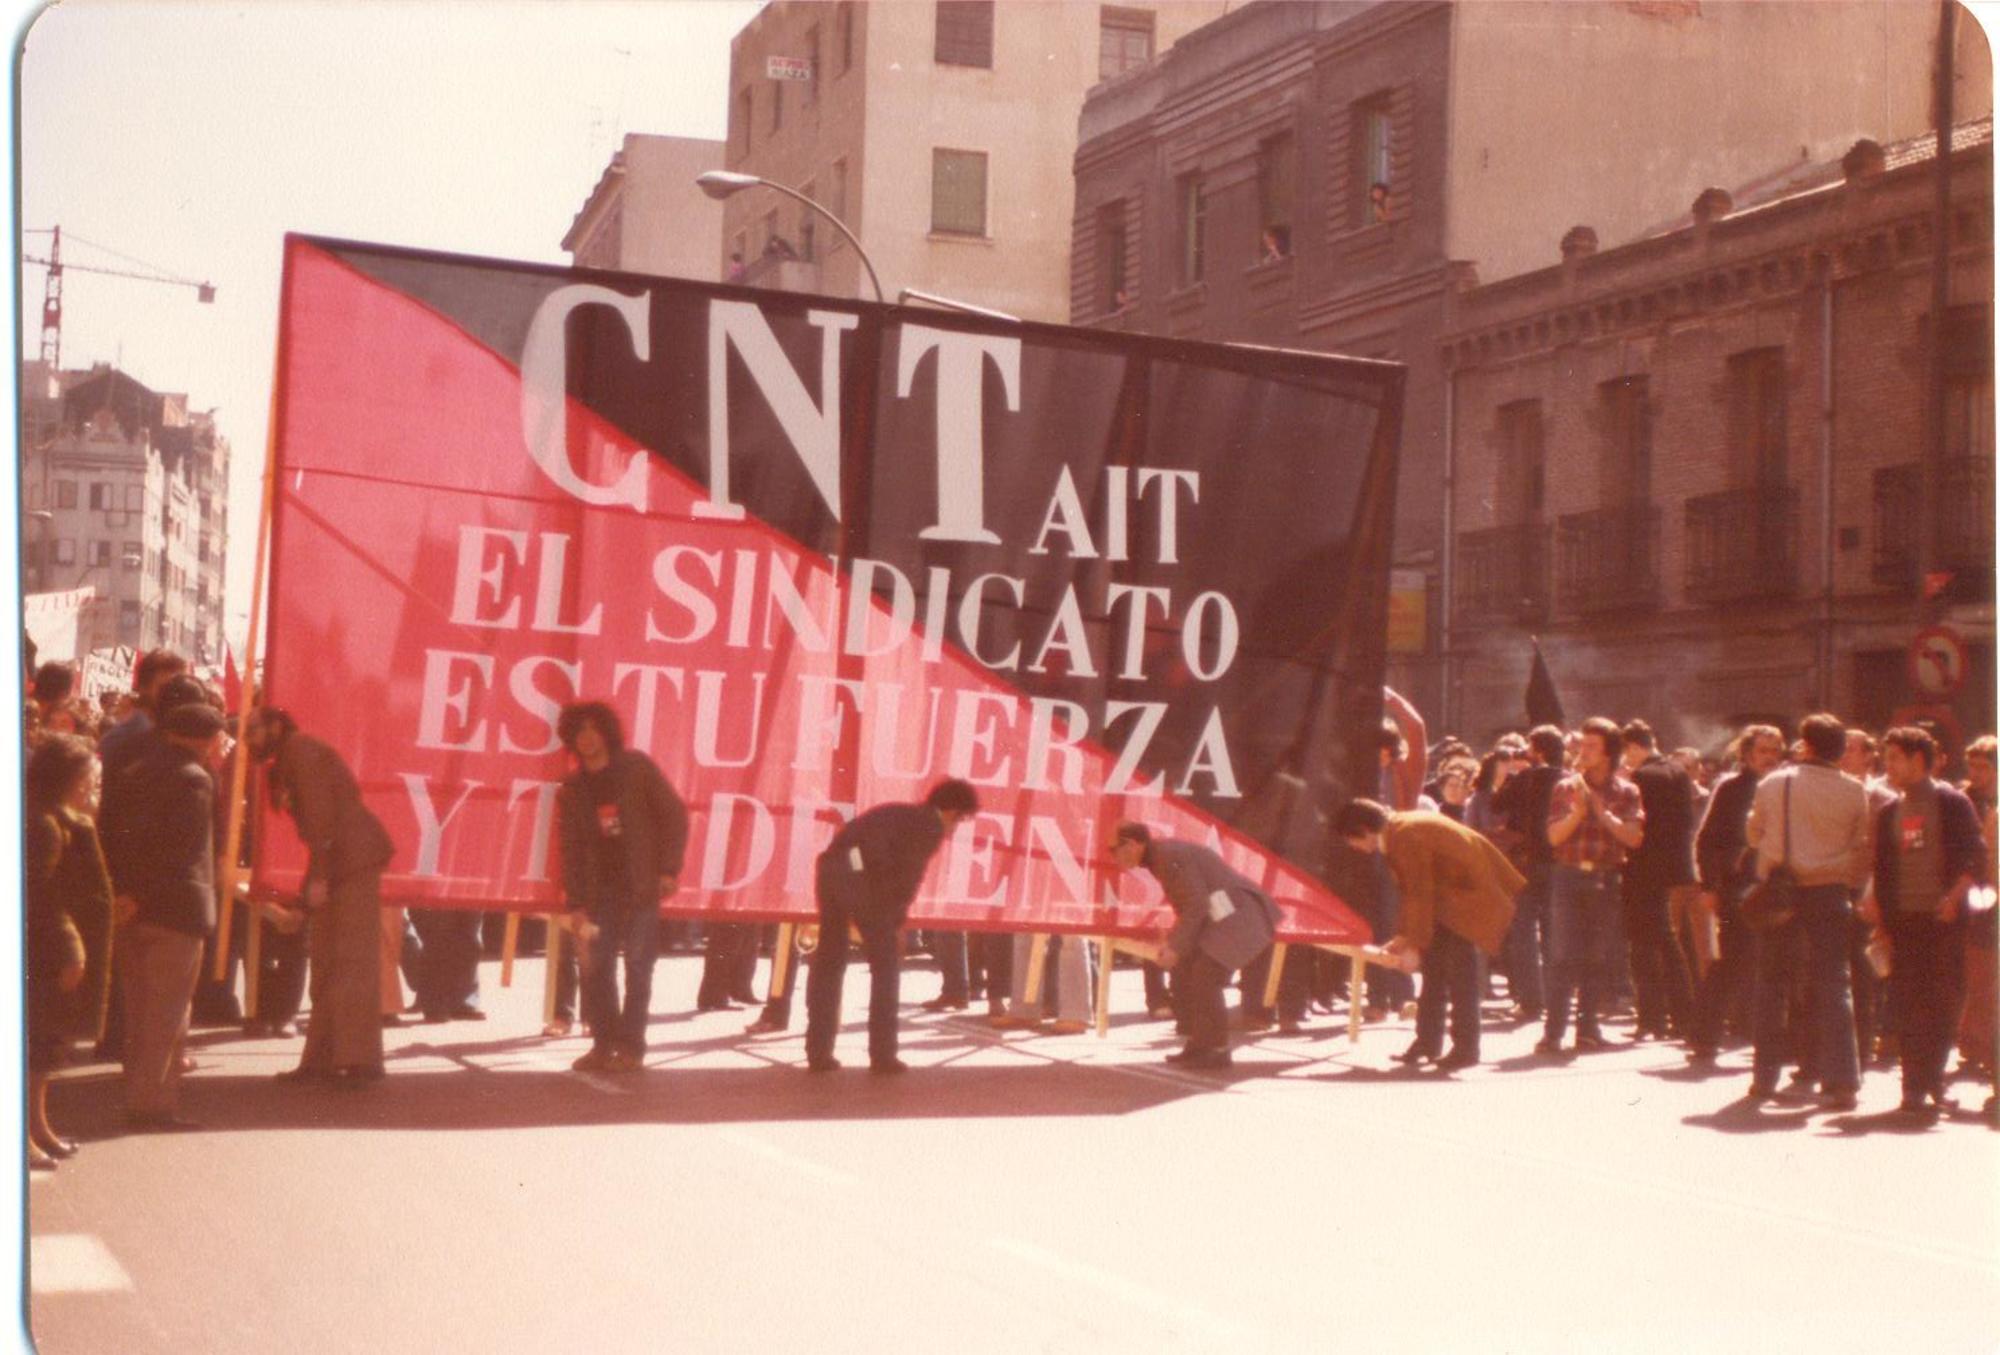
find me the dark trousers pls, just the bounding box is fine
[1545,866,1623,1041]
[581,899,660,1054]
[1691,889,1756,1052]
[192,905,247,1023]
[254,916,308,1026]
[1501,861,1552,1011]
[1179,951,1233,1054]
[932,930,970,1004]
[697,923,760,1006]
[1753,884,1860,1094]
[804,895,901,1065]
[1849,915,1885,1060]
[410,907,483,1016]
[1887,914,1966,1103]
[1415,926,1484,1059]
[1142,961,1172,1011]
[1623,877,1693,1036]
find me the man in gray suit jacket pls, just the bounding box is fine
[1106,823,1281,1069]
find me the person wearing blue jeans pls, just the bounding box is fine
[1502,861,1552,1017]
[554,701,689,1075]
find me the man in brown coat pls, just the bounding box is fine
[1335,800,1524,1071]
[249,709,397,1088]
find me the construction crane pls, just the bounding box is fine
[22,226,215,373]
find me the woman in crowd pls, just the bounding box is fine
[25,734,115,1169]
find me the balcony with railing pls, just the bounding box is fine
[1684,483,1800,603]
[1453,522,1550,625]
[1873,457,1995,597]
[1555,502,1660,614]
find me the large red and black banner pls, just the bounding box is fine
[256,236,1401,943]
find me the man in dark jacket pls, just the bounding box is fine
[1869,725,1985,1118]
[804,780,980,1073]
[1620,719,1698,1042]
[555,702,689,1074]
[118,700,226,1129]
[1106,823,1282,1070]
[1492,724,1565,1020]
[1686,724,1784,1061]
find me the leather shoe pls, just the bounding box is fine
[746,1017,786,1035]
[274,1066,327,1084]
[870,1058,910,1074]
[1434,1048,1479,1072]
[805,1056,842,1073]
[571,1049,613,1073]
[696,1000,741,1013]
[1176,1049,1234,1070]
[447,1007,486,1022]
[1395,1042,1438,1065]
[1819,1089,1859,1113]
[1533,1036,1564,1054]
[920,996,968,1013]
[1574,1032,1609,1052]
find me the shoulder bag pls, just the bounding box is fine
[1739,775,1797,933]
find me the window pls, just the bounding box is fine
[935,1,994,68]
[1099,7,1155,80]
[88,482,109,511]
[1727,348,1788,485]
[1496,400,1545,524]
[838,1,856,74]
[1941,305,1994,464]
[1599,376,1652,504]
[770,75,783,133]
[1353,93,1394,226]
[120,600,140,631]
[53,538,74,566]
[126,484,143,510]
[736,88,753,154]
[804,26,820,103]
[931,148,988,236]
[123,542,142,570]
[799,179,818,260]
[1256,133,1295,260]
[1176,172,1206,286]
[1098,202,1129,312]
[90,539,111,566]
[54,480,75,509]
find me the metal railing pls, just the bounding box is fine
[1555,502,1660,614]
[1453,522,1550,624]
[1684,483,1799,603]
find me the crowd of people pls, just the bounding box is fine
[24,645,1998,1172]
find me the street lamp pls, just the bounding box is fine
[696,170,885,305]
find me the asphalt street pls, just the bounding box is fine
[24,950,2000,1355]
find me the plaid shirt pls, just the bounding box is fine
[1548,770,1645,872]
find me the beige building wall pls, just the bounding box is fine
[1444,0,1993,281]
[725,1,1227,319]
[566,133,727,281]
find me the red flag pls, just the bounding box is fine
[222,645,242,713]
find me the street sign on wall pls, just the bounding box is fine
[1908,625,1970,699]
[766,56,813,81]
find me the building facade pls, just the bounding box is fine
[1069,0,1990,716]
[21,364,230,662]
[719,0,1230,317]
[563,133,728,280]
[1443,122,1995,754]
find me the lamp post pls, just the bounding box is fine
[696,171,885,305]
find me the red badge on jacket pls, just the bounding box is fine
[598,803,623,838]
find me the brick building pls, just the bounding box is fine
[1069,0,1988,715]
[719,0,1229,317]
[1443,121,1995,753]
[20,363,230,662]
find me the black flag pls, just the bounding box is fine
[1526,638,1566,728]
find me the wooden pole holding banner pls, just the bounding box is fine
[542,914,563,1026]
[214,385,283,983]
[500,911,521,987]
[769,922,796,1001]
[1261,942,1288,1011]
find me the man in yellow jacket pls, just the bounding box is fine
[1335,800,1525,1071]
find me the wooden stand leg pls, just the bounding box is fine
[770,923,797,1001]
[500,911,521,988]
[1094,936,1116,1037]
[543,915,562,1027]
[1261,942,1287,1011]
[1349,951,1367,1044]
[1022,934,1049,1009]
[243,904,263,1021]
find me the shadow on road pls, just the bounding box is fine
[1681,1096,1820,1134]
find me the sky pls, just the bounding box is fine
[16,0,766,648]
